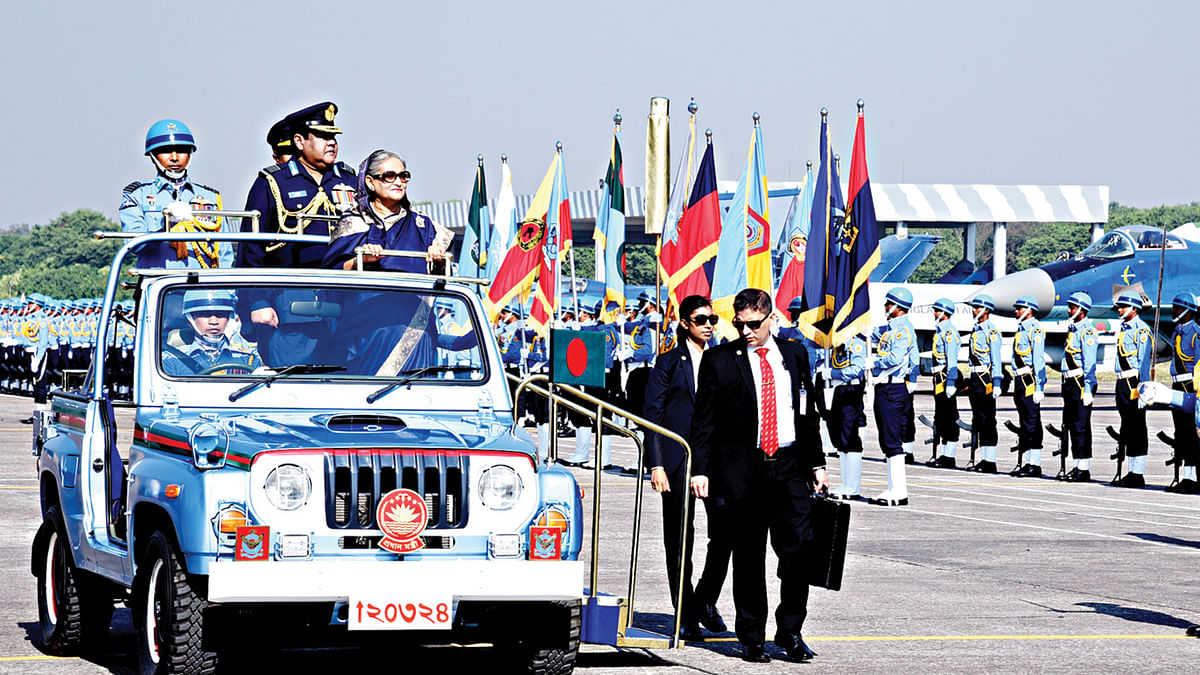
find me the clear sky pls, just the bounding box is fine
[1,0,1196,228]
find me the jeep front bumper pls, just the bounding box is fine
[207,559,583,603]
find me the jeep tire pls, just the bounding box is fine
[135,531,217,675]
[35,505,114,655]
[497,599,581,674]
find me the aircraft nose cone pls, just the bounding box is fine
[971,268,1056,318]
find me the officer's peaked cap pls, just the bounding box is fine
[285,102,343,136]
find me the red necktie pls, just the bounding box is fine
[757,347,778,456]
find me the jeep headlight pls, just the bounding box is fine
[264,464,311,511]
[479,465,522,510]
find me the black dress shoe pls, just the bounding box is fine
[1174,479,1200,494]
[1064,468,1091,483]
[1016,464,1042,478]
[925,456,955,469]
[1187,624,1200,637]
[697,602,726,633]
[679,622,705,641]
[775,632,817,661]
[740,643,770,663]
[1009,463,1025,476]
[20,416,34,424]
[1115,472,1146,488]
[972,460,997,474]
[557,459,585,468]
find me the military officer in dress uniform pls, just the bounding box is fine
[1113,291,1154,487]
[120,119,233,269]
[1010,295,1047,477]
[869,287,917,506]
[966,296,1004,473]
[162,290,260,376]
[926,298,962,469]
[1061,292,1099,482]
[21,294,50,422]
[1165,293,1200,493]
[237,102,357,366]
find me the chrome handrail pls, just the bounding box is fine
[508,372,691,648]
[353,247,455,278]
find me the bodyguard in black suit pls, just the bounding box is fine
[690,288,829,663]
[643,295,733,639]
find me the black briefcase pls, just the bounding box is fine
[807,495,850,591]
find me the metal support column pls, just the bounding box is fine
[993,222,1007,279]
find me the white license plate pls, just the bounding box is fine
[348,595,454,630]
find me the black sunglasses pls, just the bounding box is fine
[688,314,719,326]
[371,170,412,183]
[732,318,767,332]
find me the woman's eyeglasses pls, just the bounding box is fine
[732,318,766,331]
[688,314,720,326]
[371,170,411,183]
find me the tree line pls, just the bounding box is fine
[1,203,1197,298]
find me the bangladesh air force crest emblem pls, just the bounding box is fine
[376,489,429,554]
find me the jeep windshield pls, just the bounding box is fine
[157,283,486,383]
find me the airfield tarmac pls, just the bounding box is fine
[0,379,1197,673]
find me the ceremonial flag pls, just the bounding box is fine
[657,113,698,306]
[660,139,720,310]
[797,110,844,347]
[775,163,814,314]
[458,157,489,278]
[530,148,571,336]
[711,118,771,336]
[484,155,558,322]
[485,157,517,280]
[593,127,626,322]
[830,103,880,345]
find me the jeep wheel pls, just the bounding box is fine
[497,600,581,675]
[35,505,113,654]
[135,532,217,675]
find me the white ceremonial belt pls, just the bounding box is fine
[1064,368,1083,378]
[1173,373,1193,383]
[1014,366,1031,376]
[837,378,863,387]
[1118,368,1139,379]
[972,365,990,374]
[931,365,946,374]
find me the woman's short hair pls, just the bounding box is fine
[679,295,712,322]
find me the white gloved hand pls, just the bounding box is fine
[992,387,1002,400]
[823,387,835,410]
[945,385,956,399]
[615,345,634,362]
[1082,390,1094,407]
[163,201,193,223]
[1032,390,1044,405]
[906,382,917,394]
[519,347,529,361]
[1138,381,1168,406]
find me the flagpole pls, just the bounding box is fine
[476,154,487,277]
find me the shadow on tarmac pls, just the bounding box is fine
[1075,602,1197,629]
[1125,532,1200,549]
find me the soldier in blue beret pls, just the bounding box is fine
[120,119,233,269]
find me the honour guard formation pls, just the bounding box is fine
[7,96,1200,675]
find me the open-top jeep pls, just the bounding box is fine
[31,231,584,674]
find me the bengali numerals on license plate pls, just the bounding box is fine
[348,595,453,630]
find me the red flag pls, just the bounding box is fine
[530,150,570,335]
[660,141,720,309]
[484,156,557,321]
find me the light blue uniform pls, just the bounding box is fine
[119,175,233,268]
[1012,317,1047,394]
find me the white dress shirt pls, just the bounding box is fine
[685,339,704,393]
[747,336,796,448]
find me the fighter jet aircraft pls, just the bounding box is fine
[972,224,1194,324]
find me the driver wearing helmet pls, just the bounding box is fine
[119,119,234,269]
[162,290,259,376]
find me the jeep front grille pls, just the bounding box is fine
[326,451,468,530]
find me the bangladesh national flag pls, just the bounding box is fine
[550,328,605,387]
